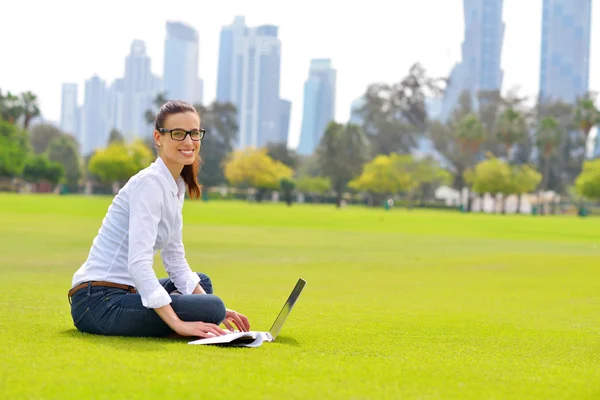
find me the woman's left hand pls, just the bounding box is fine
[222,309,250,332]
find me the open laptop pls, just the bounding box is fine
[188,278,307,347]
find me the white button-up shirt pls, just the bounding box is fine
[72,157,200,308]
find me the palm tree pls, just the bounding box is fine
[496,107,528,161]
[455,113,486,211]
[19,91,40,130]
[536,116,563,214]
[144,92,169,125]
[574,95,600,157]
[0,90,23,124]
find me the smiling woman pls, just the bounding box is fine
[68,100,250,339]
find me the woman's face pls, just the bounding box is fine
[154,111,201,170]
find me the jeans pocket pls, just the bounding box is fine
[73,307,107,335]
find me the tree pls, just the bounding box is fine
[348,154,413,199]
[223,147,293,201]
[46,135,83,187]
[575,159,600,200]
[464,156,512,213]
[496,107,528,160]
[535,116,562,193]
[266,142,298,169]
[279,177,296,206]
[108,128,125,145]
[0,117,30,179]
[295,176,331,202]
[356,63,445,155]
[144,92,169,125]
[29,123,63,154]
[316,122,371,207]
[0,90,23,125]
[195,102,238,189]
[22,154,65,189]
[19,91,40,130]
[507,164,542,212]
[574,94,600,151]
[88,140,153,192]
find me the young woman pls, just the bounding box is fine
[68,100,249,338]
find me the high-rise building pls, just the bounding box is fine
[279,99,292,145]
[163,21,203,105]
[539,0,592,104]
[216,17,285,148]
[296,59,337,155]
[60,83,79,137]
[122,40,159,141]
[81,75,107,155]
[440,0,505,121]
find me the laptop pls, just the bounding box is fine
[188,278,307,347]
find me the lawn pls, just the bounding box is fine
[1,193,600,399]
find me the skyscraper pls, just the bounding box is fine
[216,17,285,148]
[296,59,337,155]
[81,75,107,155]
[539,0,592,104]
[440,0,505,121]
[60,83,79,137]
[122,40,159,140]
[163,21,203,105]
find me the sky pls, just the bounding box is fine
[0,0,598,149]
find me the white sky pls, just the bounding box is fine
[1,0,598,148]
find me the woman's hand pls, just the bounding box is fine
[222,309,250,332]
[174,321,227,338]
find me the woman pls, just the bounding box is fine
[69,100,249,338]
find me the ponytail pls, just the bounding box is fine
[180,155,202,200]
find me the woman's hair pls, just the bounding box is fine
[154,100,202,200]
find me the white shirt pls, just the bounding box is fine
[72,157,200,308]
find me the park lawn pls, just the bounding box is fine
[0,193,600,399]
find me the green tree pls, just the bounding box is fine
[108,128,125,145]
[88,140,153,192]
[29,123,63,154]
[19,91,41,130]
[223,147,294,202]
[575,159,600,200]
[0,90,23,125]
[348,154,412,199]
[279,177,296,206]
[507,164,543,212]
[144,92,169,125]
[535,116,563,194]
[295,176,331,202]
[574,94,600,152]
[464,156,512,213]
[0,117,30,179]
[496,107,528,161]
[316,122,371,207]
[22,154,65,188]
[267,142,298,169]
[195,102,238,189]
[46,135,83,187]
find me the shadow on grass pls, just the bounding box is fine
[59,329,170,351]
[60,329,301,349]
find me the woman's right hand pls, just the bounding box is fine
[174,321,227,338]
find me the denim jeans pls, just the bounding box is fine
[69,273,226,337]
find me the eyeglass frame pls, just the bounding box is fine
[157,127,206,141]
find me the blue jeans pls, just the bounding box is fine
[69,273,226,337]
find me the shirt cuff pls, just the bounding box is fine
[183,271,201,294]
[142,285,172,309]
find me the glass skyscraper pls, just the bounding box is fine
[539,0,592,104]
[440,0,505,121]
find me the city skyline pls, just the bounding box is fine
[2,0,600,149]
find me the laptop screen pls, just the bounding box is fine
[268,278,306,339]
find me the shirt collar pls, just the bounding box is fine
[153,157,185,197]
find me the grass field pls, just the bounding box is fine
[1,193,600,399]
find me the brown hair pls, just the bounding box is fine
[154,100,202,200]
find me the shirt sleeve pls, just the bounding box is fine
[160,210,200,295]
[128,176,172,309]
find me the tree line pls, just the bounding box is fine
[1,61,600,213]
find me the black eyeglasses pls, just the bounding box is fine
[158,128,205,141]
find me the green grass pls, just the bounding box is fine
[1,193,600,399]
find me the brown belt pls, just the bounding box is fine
[68,281,138,299]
